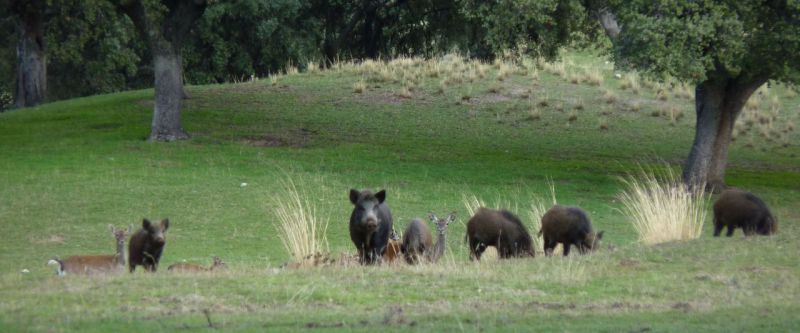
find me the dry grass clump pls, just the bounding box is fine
[582,68,604,86]
[629,101,642,113]
[603,89,617,104]
[541,59,567,78]
[567,110,578,122]
[620,73,641,94]
[673,82,694,100]
[599,118,609,130]
[353,80,367,93]
[527,106,542,121]
[618,168,709,245]
[273,178,330,262]
[396,85,413,99]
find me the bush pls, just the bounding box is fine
[273,178,329,263]
[618,168,709,245]
[0,88,12,111]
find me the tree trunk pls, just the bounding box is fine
[682,77,766,190]
[15,12,46,108]
[150,42,189,141]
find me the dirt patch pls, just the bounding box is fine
[134,99,153,108]
[241,128,317,148]
[355,91,414,106]
[31,234,65,244]
[89,122,123,130]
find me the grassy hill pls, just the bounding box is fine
[0,52,798,332]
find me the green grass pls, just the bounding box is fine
[0,52,798,332]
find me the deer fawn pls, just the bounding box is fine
[167,257,227,272]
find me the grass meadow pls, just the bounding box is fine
[0,52,798,332]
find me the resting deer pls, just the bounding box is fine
[167,256,227,272]
[426,212,455,263]
[48,225,132,276]
[383,229,402,263]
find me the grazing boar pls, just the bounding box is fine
[466,208,534,260]
[168,256,227,272]
[128,218,170,272]
[713,189,777,237]
[401,218,433,264]
[48,225,132,276]
[427,211,455,263]
[349,189,393,265]
[539,205,603,256]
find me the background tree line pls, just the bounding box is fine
[2,0,798,188]
[0,0,523,107]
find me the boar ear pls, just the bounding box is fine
[142,219,152,229]
[161,218,170,231]
[375,190,386,204]
[596,231,604,240]
[349,189,360,205]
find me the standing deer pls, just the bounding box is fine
[426,211,455,263]
[48,225,132,276]
[168,256,227,272]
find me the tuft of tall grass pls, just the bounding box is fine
[618,168,709,245]
[273,178,329,262]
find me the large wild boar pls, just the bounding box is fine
[349,189,393,265]
[465,208,534,260]
[128,218,170,272]
[713,189,777,237]
[539,205,603,256]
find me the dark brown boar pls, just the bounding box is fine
[465,208,534,260]
[539,205,603,256]
[401,218,433,264]
[128,218,169,272]
[713,189,777,237]
[349,189,393,265]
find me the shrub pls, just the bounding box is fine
[273,178,329,262]
[618,168,709,245]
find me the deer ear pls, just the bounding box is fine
[161,219,170,231]
[349,189,359,205]
[127,224,133,233]
[428,212,438,222]
[448,212,457,223]
[142,219,152,229]
[375,190,386,204]
[109,224,116,233]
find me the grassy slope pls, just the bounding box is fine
[0,53,798,332]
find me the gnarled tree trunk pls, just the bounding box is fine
[14,7,46,108]
[118,0,206,141]
[150,42,189,141]
[682,76,767,191]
